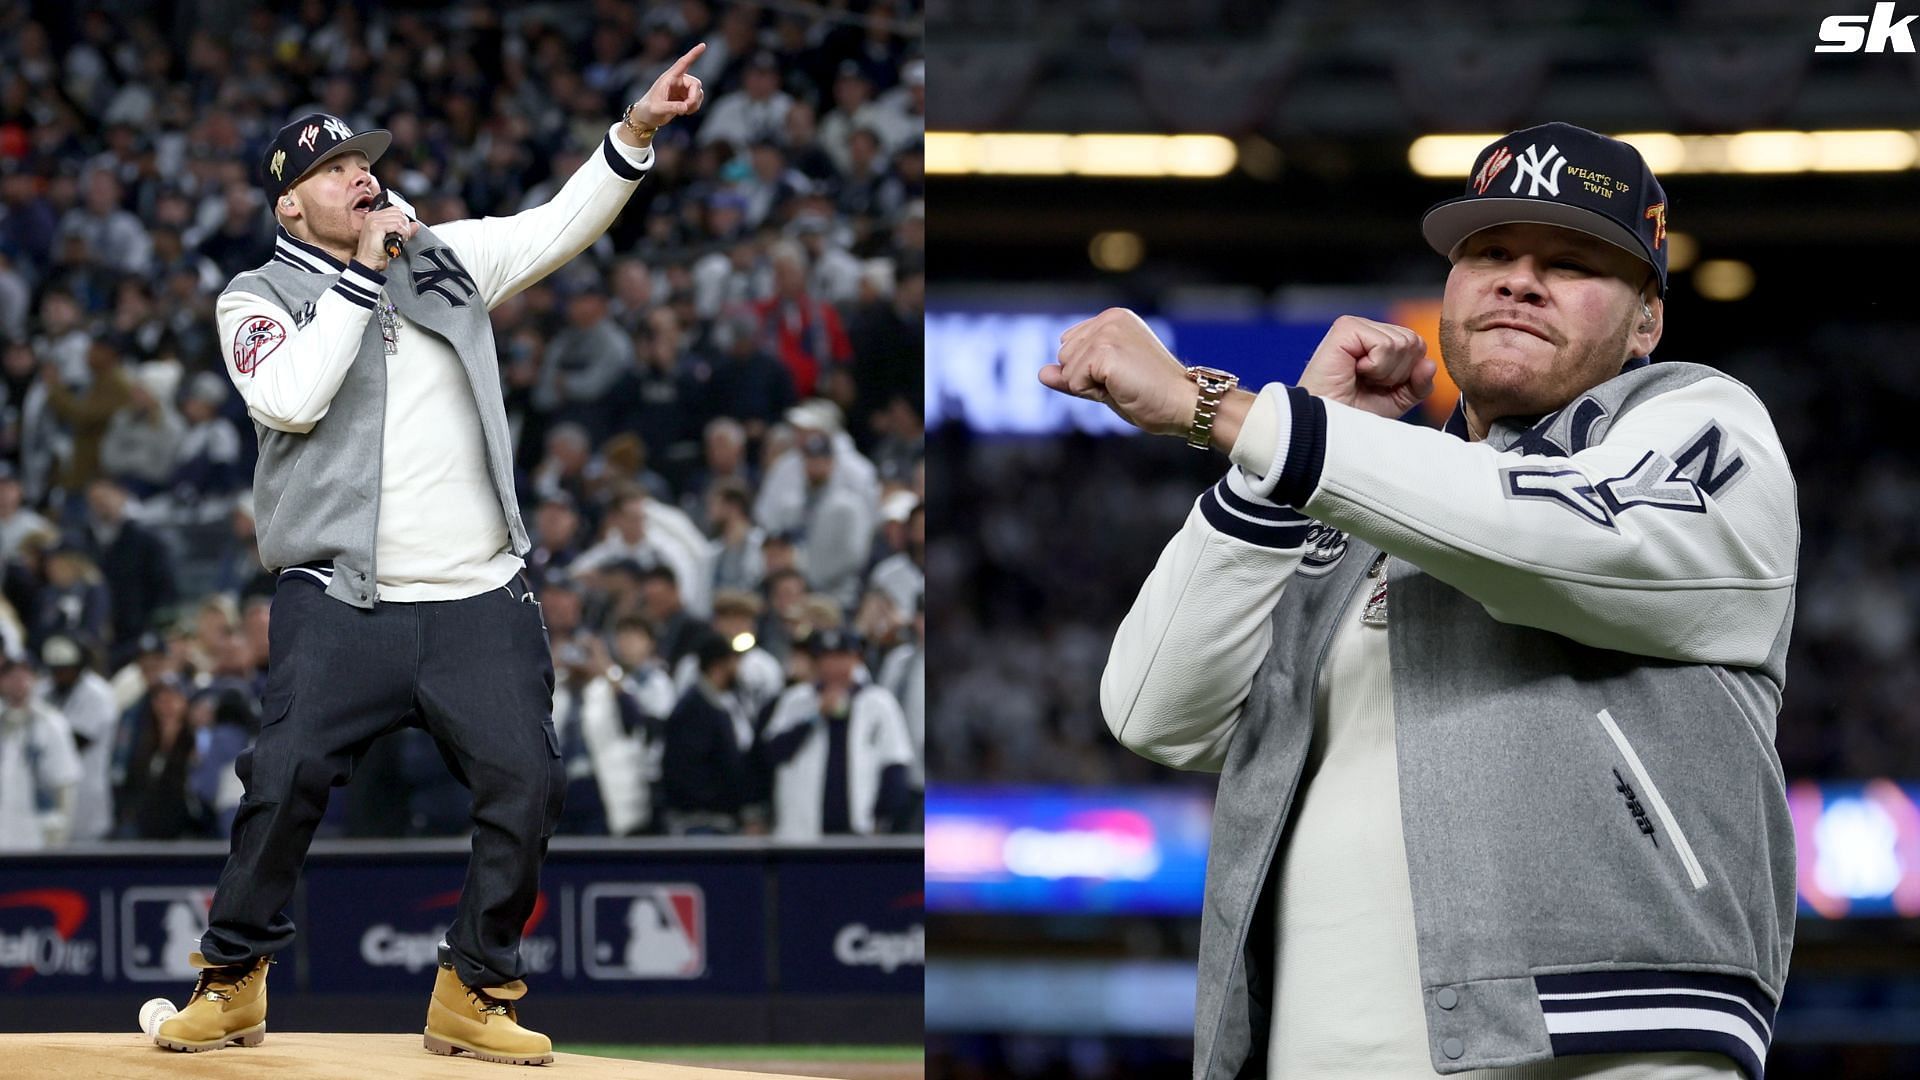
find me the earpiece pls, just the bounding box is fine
[1638,302,1654,332]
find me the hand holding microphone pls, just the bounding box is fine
[354,189,418,272]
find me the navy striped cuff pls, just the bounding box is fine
[1199,476,1310,549]
[333,261,384,311]
[1271,384,1327,507]
[1535,970,1775,1080]
[601,133,648,180]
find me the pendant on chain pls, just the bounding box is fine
[379,299,399,356]
[1361,552,1389,627]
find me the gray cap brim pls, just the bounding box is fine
[1422,196,1656,275]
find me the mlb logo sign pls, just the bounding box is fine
[581,883,705,980]
[120,886,215,983]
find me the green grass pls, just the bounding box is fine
[564,1044,921,1062]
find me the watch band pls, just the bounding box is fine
[621,101,658,140]
[1185,366,1240,449]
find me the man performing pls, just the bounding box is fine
[1040,123,1797,1079]
[154,44,707,1066]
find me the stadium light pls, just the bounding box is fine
[927,133,1238,177]
[1410,129,1920,176]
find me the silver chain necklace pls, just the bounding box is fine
[378,296,399,355]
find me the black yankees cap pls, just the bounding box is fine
[260,112,391,203]
[1422,122,1670,295]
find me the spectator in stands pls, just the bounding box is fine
[536,291,633,442]
[75,476,176,663]
[613,614,678,722]
[113,675,203,840]
[754,240,851,398]
[660,632,752,835]
[531,422,594,511]
[40,634,117,843]
[641,565,700,667]
[34,544,110,653]
[707,480,765,595]
[795,432,871,610]
[100,368,183,497]
[685,416,755,514]
[0,463,52,561]
[675,589,785,721]
[56,170,150,276]
[166,371,244,512]
[593,432,673,508]
[698,51,792,148]
[550,635,648,837]
[572,489,706,610]
[41,338,132,500]
[186,687,254,838]
[793,212,862,304]
[0,654,80,851]
[610,307,699,472]
[760,629,914,839]
[525,491,583,590]
[878,595,924,794]
[868,497,923,618]
[702,305,796,435]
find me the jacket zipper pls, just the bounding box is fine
[1595,709,1708,891]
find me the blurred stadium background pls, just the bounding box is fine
[0,1,922,1074]
[926,2,1920,1078]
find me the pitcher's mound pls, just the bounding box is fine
[0,1033,848,1080]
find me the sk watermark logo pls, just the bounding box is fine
[1817,3,1917,51]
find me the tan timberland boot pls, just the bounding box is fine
[423,960,555,1066]
[154,952,271,1052]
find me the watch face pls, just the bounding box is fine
[1188,366,1237,389]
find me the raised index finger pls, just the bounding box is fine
[667,42,707,78]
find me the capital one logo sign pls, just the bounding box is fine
[1818,3,1917,51]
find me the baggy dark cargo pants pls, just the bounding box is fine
[201,573,563,988]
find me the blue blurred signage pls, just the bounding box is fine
[925,311,1333,434]
[925,786,1214,915]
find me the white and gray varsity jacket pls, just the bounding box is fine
[1105,360,1799,1079]
[215,125,653,607]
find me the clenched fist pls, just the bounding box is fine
[1040,308,1198,437]
[1298,315,1437,419]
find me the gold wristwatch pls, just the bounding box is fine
[620,101,658,141]
[1185,365,1239,449]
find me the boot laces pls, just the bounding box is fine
[465,985,515,1019]
[193,961,259,1003]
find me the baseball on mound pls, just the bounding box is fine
[139,997,177,1040]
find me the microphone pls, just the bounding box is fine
[371,189,405,261]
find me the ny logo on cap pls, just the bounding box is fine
[323,117,353,142]
[1510,143,1565,198]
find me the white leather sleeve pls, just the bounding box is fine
[1283,375,1797,666]
[431,124,653,311]
[1102,469,1309,773]
[216,260,386,434]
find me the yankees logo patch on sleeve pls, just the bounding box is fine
[233,315,286,374]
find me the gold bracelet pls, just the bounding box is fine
[620,101,658,140]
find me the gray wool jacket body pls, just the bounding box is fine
[1103,360,1799,1080]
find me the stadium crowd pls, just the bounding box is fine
[0,0,924,849]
